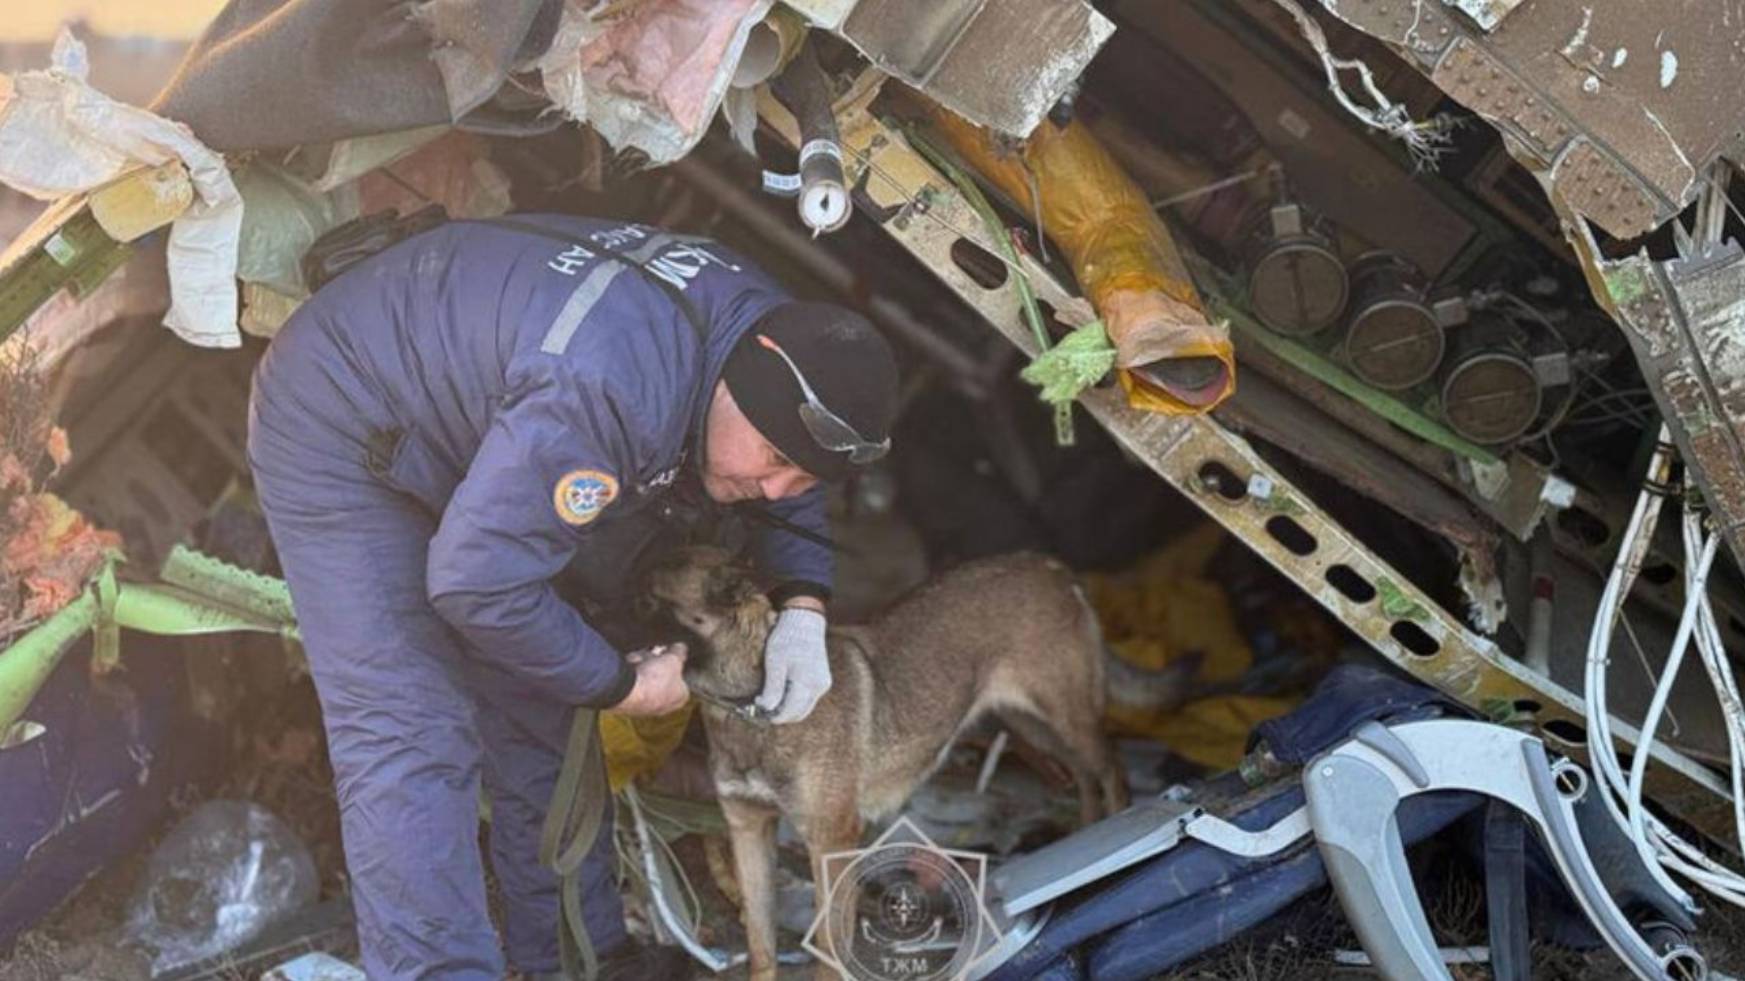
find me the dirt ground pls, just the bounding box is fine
[10,670,1745,981]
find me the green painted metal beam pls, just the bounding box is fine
[0,591,98,746]
[0,549,301,737]
[0,207,130,346]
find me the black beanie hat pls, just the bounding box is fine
[721,301,899,483]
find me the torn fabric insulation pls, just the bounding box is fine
[537,0,773,165]
[0,32,243,348]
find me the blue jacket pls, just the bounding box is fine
[256,214,833,707]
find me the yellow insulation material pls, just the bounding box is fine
[924,107,1235,414]
[601,703,695,793]
[1087,524,1299,770]
[1132,696,1299,771]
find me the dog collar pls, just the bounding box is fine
[691,688,770,725]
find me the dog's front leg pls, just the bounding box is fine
[721,796,782,981]
[798,796,863,981]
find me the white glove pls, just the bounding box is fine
[756,608,831,724]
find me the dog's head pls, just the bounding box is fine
[641,546,775,689]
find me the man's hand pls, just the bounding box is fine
[612,643,690,717]
[756,605,830,724]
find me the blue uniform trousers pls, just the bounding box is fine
[249,415,625,979]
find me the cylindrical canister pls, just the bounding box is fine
[1243,202,1348,337]
[1440,314,1543,445]
[1341,252,1444,391]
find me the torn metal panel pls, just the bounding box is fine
[1305,0,1745,239]
[786,105,1739,848]
[1441,0,1525,33]
[1598,242,1745,571]
[1459,452,1576,545]
[779,0,859,31]
[839,0,1113,138]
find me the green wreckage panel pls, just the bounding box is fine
[0,546,299,737]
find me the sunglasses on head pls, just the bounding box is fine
[757,334,890,466]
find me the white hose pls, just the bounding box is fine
[1684,507,1745,864]
[1581,427,1745,909]
[1625,530,1718,877]
[1581,430,1698,909]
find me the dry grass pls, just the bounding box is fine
[1160,848,1745,981]
[0,334,53,639]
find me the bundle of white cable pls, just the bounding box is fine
[1582,426,1745,909]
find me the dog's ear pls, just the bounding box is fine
[704,563,764,609]
[704,564,743,610]
[732,575,765,607]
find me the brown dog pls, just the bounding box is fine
[645,547,1127,980]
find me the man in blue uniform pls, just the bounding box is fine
[247,214,900,979]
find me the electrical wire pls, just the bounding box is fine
[1151,169,1267,209]
[841,141,1036,280]
[1624,526,1718,879]
[1265,0,1453,168]
[1563,377,1657,428]
[1582,387,1656,403]
[1573,390,1657,414]
[1683,505,1745,864]
[1567,389,1657,426]
[1582,429,1745,910]
[1563,409,1660,430]
[1618,609,1683,738]
[1485,290,1581,443]
[1581,429,1697,909]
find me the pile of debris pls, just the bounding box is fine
[0,338,116,692]
[4,0,1745,979]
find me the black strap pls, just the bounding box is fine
[302,204,451,293]
[538,707,609,980]
[737,503,846,554]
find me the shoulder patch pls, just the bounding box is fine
[554,469,619,526]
